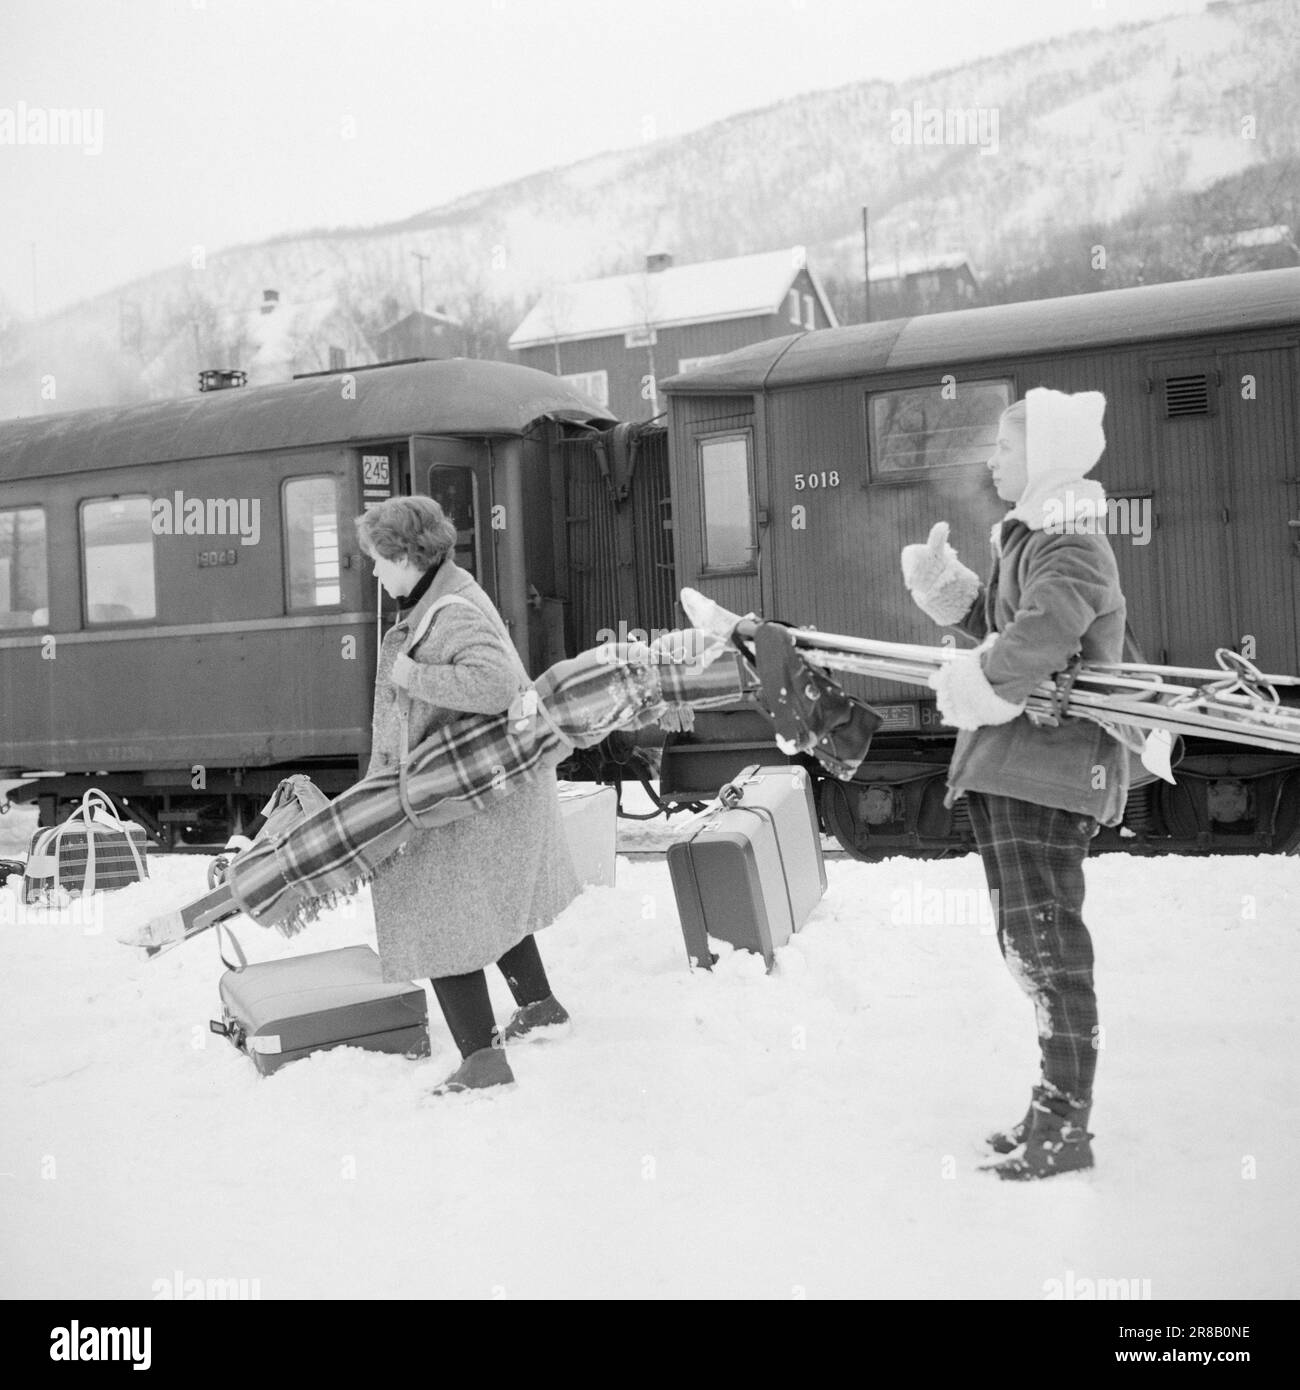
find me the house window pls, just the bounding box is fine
[0,505,48,628]
[698,431,756,571]
[284,476,341,609]
[787,289,801,325]
[803,293,815,329]
[677,354,723,374]
[81,497,157,623]
[560,370,609,408]
[868,378,1013,478]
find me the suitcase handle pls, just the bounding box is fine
[717,764,762,809]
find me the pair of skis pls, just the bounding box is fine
[742,623,1300,757]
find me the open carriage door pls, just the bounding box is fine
[408,435,530,671]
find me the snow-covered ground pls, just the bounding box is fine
[1,787,1297,1300]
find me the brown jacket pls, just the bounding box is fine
[367,559,579,982]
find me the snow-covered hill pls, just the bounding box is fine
[3,0,1297,414]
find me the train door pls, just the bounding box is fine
[1217,345,1300,674]
[409,435,497,601]
[1146,355,1238,664]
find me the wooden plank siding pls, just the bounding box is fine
[668,325,1300,706]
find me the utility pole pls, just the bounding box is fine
[27,241,37,318]
[862,206,871,324]
[411,251,430,315]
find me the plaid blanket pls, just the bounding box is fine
[226,629,755,932]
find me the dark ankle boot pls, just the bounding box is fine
[986,1090,1094,1181]
[502,994,570,1043]
[429,1045,515,1096]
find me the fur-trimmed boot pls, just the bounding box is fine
[986,1089,1093,1181]
[429,1045,515,1096]
[502,994,571,1043]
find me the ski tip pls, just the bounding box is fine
[127,909,185,950]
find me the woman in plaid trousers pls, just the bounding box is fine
[901,388,1129,1180]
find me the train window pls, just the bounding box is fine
[0,505,48,628]
[81,497,157,623]
[426,466,478,580]
[867,378,1013,478]
[283,476,341,609]
[698,431,756,572]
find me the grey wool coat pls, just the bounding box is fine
[365,558,579,982]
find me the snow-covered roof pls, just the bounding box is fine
[509,246,838,349]
[867,251,974,283]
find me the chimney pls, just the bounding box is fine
[646,251,673,274]
[198,368,248,392]
[260,289,280,315]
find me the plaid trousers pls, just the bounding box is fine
[964,791,1099,1102]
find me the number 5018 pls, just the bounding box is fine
[793,471,840,490]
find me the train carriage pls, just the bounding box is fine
[658,267,1300,856]
[0,360,622,845]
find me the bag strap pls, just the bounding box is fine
[396,594,534,827]
[215,918,248,972]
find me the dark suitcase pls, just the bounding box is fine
[668,764,827,970]
[211,943,430,1076]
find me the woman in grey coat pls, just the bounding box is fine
[357,496,580,1094]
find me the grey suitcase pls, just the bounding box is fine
[668,764,827,970]
[211,943,430,1076]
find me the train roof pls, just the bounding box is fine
[0,358,615,481]
[660,267,1300,394]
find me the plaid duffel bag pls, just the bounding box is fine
[23,790,151,902]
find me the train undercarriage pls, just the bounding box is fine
[7,722,1300,858]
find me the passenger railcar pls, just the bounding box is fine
[657,267,1300,855]
[0,360,653,845]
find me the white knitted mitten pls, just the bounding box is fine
[900,521,981,626]
[928,651,1024,730]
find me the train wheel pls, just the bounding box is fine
[818,778,950,861]
[820,778,883,861]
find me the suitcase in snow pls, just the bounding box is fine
[211,942,430,1076]
[667,764,826,970]
[557,780,617,887]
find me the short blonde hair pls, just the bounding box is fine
[355,496,457,569]
[1001,399,1027,430]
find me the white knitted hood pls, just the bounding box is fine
[1006,386,1108,532]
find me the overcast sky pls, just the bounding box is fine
[1,0,1205,317]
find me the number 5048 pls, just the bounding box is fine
[793,471,840,490]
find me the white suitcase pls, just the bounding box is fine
[558,782,617,887]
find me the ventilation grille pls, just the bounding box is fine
[1164,373,1211,418]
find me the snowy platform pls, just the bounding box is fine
[1,788,1297,1298]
